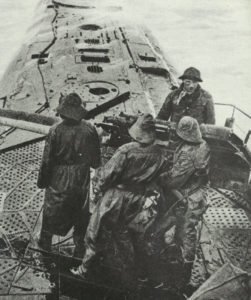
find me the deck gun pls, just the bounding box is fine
[95,112,177,147]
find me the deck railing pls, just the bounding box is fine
[215,103,251,146]
[215,103,251,120]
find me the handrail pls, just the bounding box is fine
[215,102,251,145]
[215,103,251,120]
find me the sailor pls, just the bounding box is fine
[157,67,215,124]
[71,114,167,279]
[159,116,210,283]
[37,93,101,256]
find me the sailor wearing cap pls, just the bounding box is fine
[157,67,215,125]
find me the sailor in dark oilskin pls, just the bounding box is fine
[157,67,215,124]
[37,93,101,254]
[71,114,167,279]
[159,116,210,283]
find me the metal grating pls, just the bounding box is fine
[0,140,43,223]
[21,211,40,232]
[4,171,40,211]
[6,232,31,258]
[0,165,31,193]
[221,230,250,249]
[25,190,44,211]
[204,187,234,208]
[4,191,33,211]
[0,234,12,258]
[0,212,29,235]
[219,229,251,272]
[21,158,41,170]
[204,208,251,229]
[218,188,249,209]
[198,213,251,287]
[0,191,7,212]
[0,141,44,174]
[190,247,208,287]
[218,188,242,200]
[0,259,19,294]
[0,139,44,282]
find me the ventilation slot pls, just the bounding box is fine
[0,96,7,108]
[81,55,110,63]
[84,39,100,44]
[87,65,103,73]
[31,53,49,59]
[139,54,156,62]
[78,48,109,53]
[80,24,102,31]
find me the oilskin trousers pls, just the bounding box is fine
[81,186,156,275]
[175,188,207,262]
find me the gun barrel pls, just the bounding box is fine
[0,108,58,125]
[0,116,50,135]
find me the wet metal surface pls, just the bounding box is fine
[190,187,251,286]
[0,140,52,297]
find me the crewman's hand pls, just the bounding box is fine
[159,171,170,185]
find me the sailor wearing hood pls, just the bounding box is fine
[71,114,167,278]
[159,116,210,282]
[157,67,215,125]
[37,93,101,255]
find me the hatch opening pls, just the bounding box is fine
[80,24,102,31]
[89,88,110,96]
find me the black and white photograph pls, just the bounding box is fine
[0,0,251,299]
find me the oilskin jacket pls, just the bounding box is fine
[158,140,210,262]
[82,141,167,271]
[168,140,210,193]
[37,119,101,236]
[157,85,215,124]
